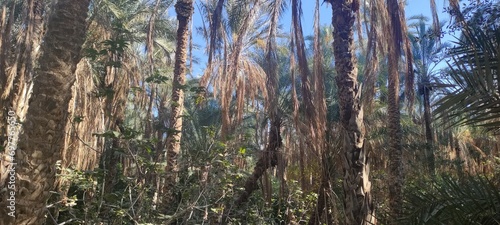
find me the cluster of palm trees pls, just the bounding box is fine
[0,0,499,224]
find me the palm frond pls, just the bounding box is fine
[434,25,500,132]
[401,175,500,225]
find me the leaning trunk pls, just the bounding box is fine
[326,0,375,224]
[0,0,90,224]
[163,0,194,213]
[232,0,282,209]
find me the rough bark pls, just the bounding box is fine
[0,3,14,151]
[0,0,90,224]
[326,0,375,224]
[163,0,194,213]
[0,3,13,94]
[386,0,404,223]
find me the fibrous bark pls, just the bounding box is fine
[326,0,375,224]
[0,0,90,224]
[163,0,194,213]
[386,0,404,223]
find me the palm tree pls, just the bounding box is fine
[50,0,180,221]
[408,15,448,174]
[435,1,500,132]
[163,0,194,213]
[0,0,91,224]
[386,0,404,222]
[234,0,284,207]
[401,175,500,225]
[325,0,375,224]
[0,0,45,172]
[200,0,268,139]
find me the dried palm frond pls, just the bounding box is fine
[200,0,267,137]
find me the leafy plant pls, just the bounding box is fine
[401,175,500,225]
[435,2,500,133]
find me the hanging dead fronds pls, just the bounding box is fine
[313,0,326,148]
[290,31,299,134]
[361,0,380,113]
[309,1,330,223]
[291,0,317,152]
[208,0,225,67]
[449,0,466,26]
[400,0,415,114]
[430,0,441,41]
[200,0,268,138]
[232,0,285,209]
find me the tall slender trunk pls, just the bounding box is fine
[163,0,194,213]
[386,0,404,223]
[0,0,90,224]
[326,0,375,224]
[423,86,435,174]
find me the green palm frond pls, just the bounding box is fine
[434,22,500,132]
[401,175,500,225]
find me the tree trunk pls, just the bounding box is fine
[423,86,435,174]
[386,0,404,223]
[0,0,90,224]
[326,0,375,224]
[163,0,194,214]
[234,118,281,205]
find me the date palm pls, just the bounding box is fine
[408,15,448,174]
[435,1,500,132]
[163,0,194,213]
[0,0,91,224]
[325,0,375,224]
[234,0,285,207]
[386,0,404,222]
[199,0,268,138]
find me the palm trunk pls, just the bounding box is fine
[234,117,281,206]
[326,0,375,224]
[423,86,435,174]
[163,0,193,213]
[0,0,90,224]
[386,0,404,223]
[0,3,15,177]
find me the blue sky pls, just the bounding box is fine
[186,0,452,77]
